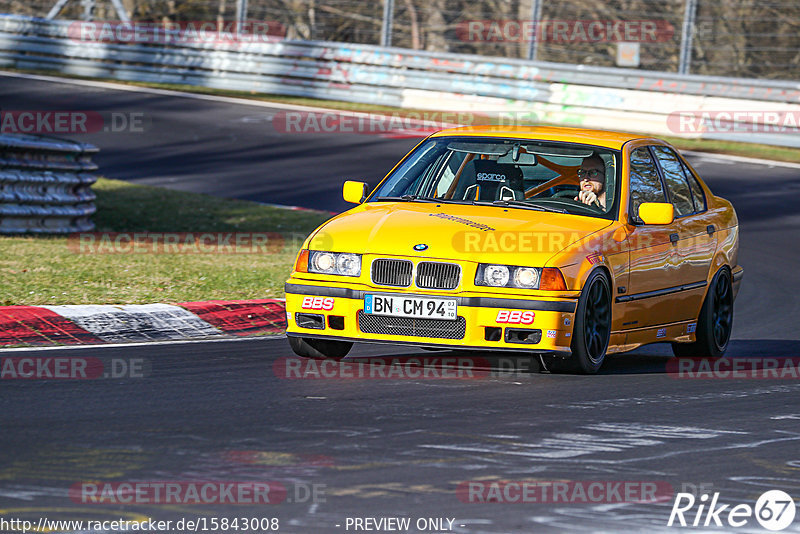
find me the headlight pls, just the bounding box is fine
[514,267,540,288]
[483,265,510,287]
[476,264,542,289]
[311,252,336,273]
[308,251,361,277]
[336,253,361,276]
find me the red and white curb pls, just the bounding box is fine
[0,299,287,347]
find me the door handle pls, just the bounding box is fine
[707,225,715,235]
[670,233,679,244]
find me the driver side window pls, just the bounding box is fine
[628,147,667,224]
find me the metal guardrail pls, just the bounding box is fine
[0,15,799,147]
[2,16,799,102]
[0,132,98,233]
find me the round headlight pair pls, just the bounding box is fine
[479,264,541,289]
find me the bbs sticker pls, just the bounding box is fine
[496,310,535,324]
[302,296,334,310]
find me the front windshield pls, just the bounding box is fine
[368,137,620,218]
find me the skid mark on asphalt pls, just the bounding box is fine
[546,383,800,409]
[744,455,800,476]
[729,476,800,491]
[326,482,450,498]
[0,448,150,482]
[419,423,738,461]
[583,423,747,438]
[409,426,800,493]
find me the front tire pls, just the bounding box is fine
[544,270,612,374]
[672,268,732,358]
[288,336,353,360]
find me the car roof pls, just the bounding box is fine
[429,125,653,150]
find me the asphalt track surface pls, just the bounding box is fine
[2,73,800,533]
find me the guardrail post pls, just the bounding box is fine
[45,0,70,20]
[381,0,394,47]
[236,0,249,31]
[678,0,698,74]
[108,0,130,22]
[46,0,128,21]
[526,0,543,61]
[80,0,95,21]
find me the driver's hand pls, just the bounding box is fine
[577,190,597,205]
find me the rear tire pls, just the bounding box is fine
[671,268,733,358]
[543,270,612,374]
[288,336,353,360]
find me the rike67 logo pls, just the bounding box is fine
[668,490,796,530]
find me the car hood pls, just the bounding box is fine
[310,202,613,265]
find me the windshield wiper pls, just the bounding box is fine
[402,195,439,202]
[374,195,439,203]
[491,200,568,213]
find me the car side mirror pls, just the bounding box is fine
[342,181,368,204]
[638,202,674,225]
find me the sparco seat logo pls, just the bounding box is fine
[476,173,506,182]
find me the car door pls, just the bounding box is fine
[618,145,684,329]
[651,146,716,321]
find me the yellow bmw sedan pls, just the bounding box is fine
[284,126,743,373]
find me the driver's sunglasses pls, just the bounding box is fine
[577,168,603,180]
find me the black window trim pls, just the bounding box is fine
[626,144,668,226]
[676,155,708,214]
[648,145,698,220]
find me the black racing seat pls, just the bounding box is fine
[459,160,525,201]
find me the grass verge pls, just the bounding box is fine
[6,67,800,164]
[0,178,333,305]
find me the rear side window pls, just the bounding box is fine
[680,159,707,212]
[652,146,695,217]
[628,147,666,224]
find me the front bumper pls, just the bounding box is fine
[285,280,578,353]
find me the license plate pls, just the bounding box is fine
[364,294,457,320]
